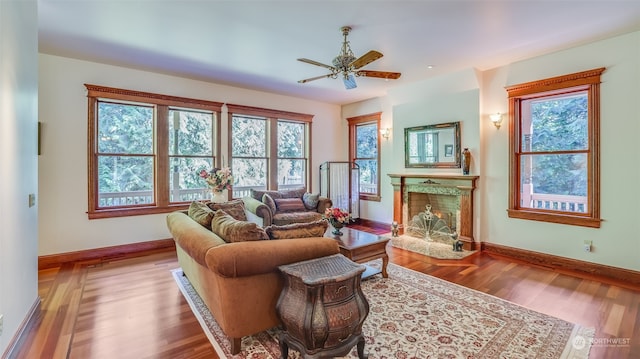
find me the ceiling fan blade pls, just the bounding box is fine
[350,50,383,69]
[297,58,336,71]
[298,73,333,84]
[343,74,357,89]
[356,70,401,80]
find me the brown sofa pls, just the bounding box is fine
[166,210,340,354]
[242,187,333,227]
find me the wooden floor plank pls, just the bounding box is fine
[603,303,626,337]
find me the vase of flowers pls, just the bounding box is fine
[323,207,352,235]
[198,167,233,203]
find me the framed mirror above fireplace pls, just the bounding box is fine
[404,121,461,168]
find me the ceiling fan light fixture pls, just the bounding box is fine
[297,26,401,90]
[343,74,357,89]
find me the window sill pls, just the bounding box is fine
[507,209,601,228]
[88,204,188,219]
[359,194,381,202]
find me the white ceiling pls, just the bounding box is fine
[38,1,640,105]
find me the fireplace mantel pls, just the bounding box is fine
[388,174,479,250]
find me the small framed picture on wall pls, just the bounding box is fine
[444,144,453,157]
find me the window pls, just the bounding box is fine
[506,68,604,228]
[86,84,222,219]
[227,104,312,198]
[168,108,217,203]
[230,114,268,194]
[277,121,306,188]
[348,112,381,201]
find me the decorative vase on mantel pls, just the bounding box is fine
[462,148,471,175]
[329,219,345,235]
[211,190,226,203]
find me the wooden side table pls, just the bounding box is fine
[277,254,369,359]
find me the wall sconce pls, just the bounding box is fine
[380,128,391,140]
[490,113,503,130]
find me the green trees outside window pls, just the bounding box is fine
[97,102,154,206]
[231,115,268,190]
[348,112,382,201]
[355,123,379,195]
[521,93,588,212]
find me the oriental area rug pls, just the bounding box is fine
[171,262,593,359]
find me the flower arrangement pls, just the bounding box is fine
[198,167,233,193]
[323,207,352,235]
[323,207,352,225]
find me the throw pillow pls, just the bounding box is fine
[211,210,269,243]
[302,192,320,210]
[207,199,248,221]
[274,198,306,213]
[188,201,215,229]
[265,220,329,239]
[262,193,277,214]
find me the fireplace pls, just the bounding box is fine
[388,174,479,250]
[408,193,459,231]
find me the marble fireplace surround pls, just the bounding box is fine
[388,174,479,250]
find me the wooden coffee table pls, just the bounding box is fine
[325,226,390,279]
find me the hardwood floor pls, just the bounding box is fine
[10,232,640,359]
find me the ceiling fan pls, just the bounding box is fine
[297,26,401,90]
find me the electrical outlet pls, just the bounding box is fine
[0,314,4,336]
[583,240,592,252]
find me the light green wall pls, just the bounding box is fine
[343,68,483,237]
[344,31,640,271]
[482,31,640,271]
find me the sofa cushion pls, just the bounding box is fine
[280,187,306,199]
[251,189,282,201]
[207,199,248,221]
[251,187,306,201]
[265,220,328,239]
[274,198,306,213]
[188,201,216,229]
[302,192,320,210]
[262,193,277,214]
[211,210,269,243]
[273,211,324,226]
